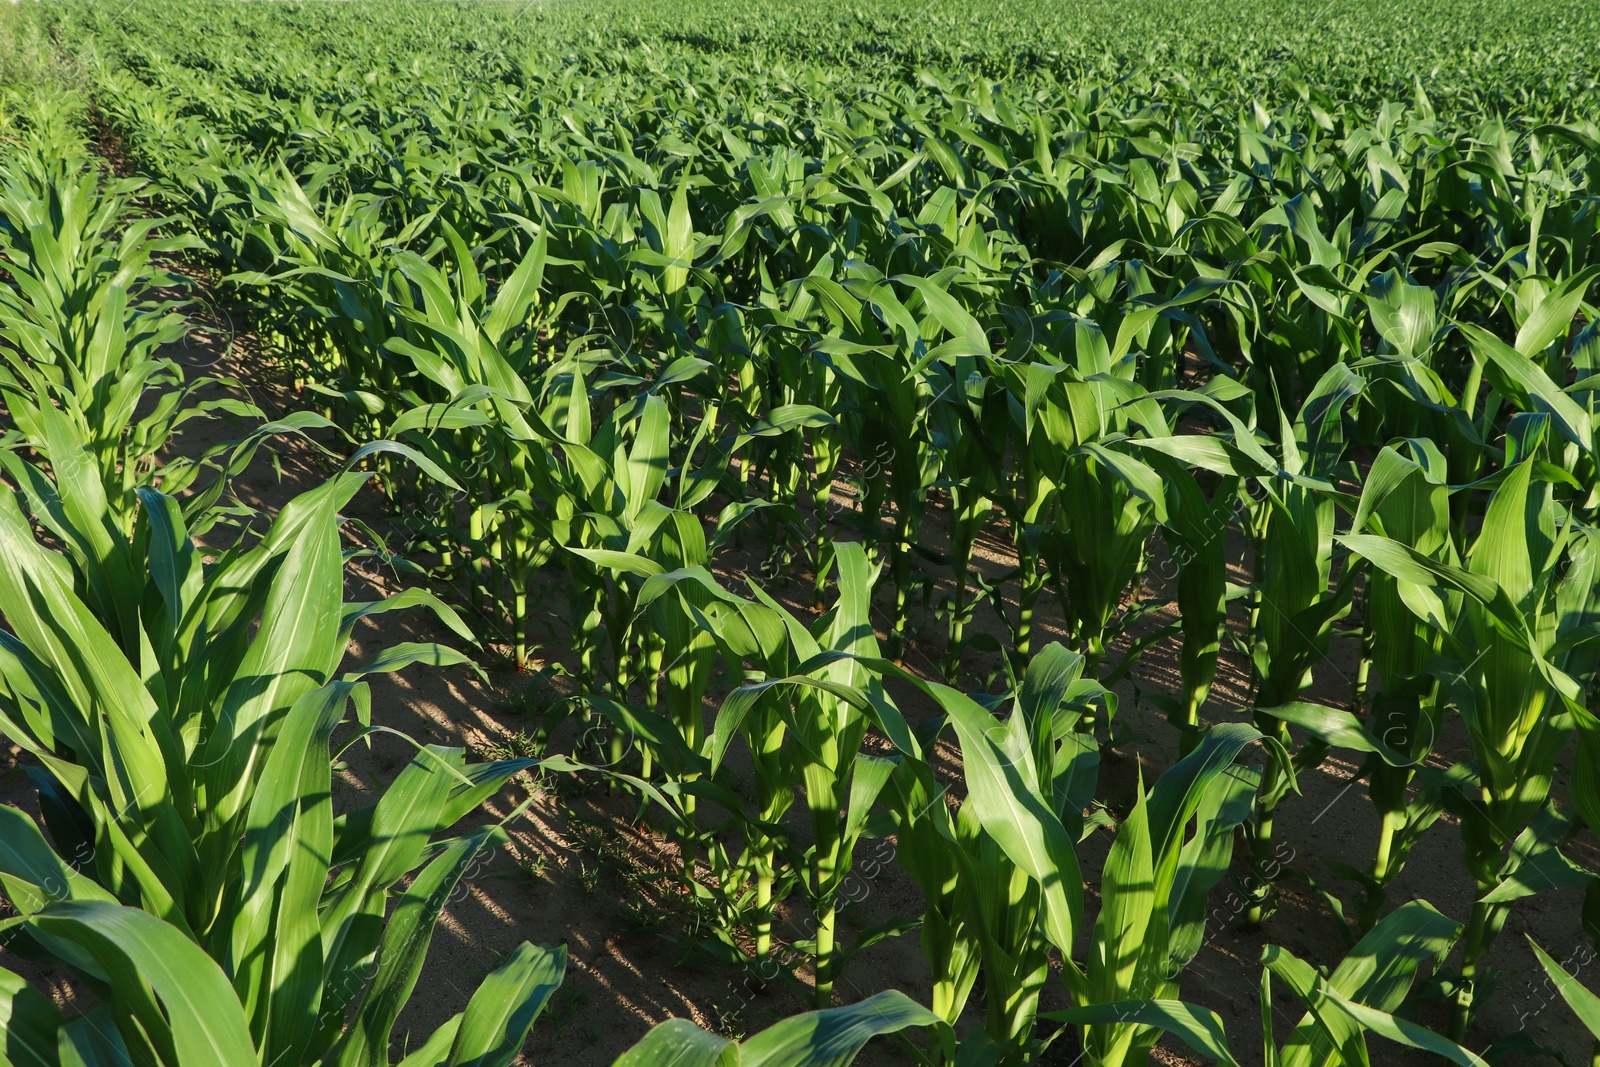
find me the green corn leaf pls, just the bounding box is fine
[739,404,838,438]
[621,394,671,519]
[56,1007,133,1067]
[1091,773,1154,1003]
[587,693,710,777]
[940,681,1083,956]
[198,471,347,871]
[445,942,567,1067]
[135,486,202,655]
[1264,946,1372,1067]
[739,989,948,1067]
[344,641,479,680]
[438,759,550,828]
[341,587,477,647]
[1127,434,1270,478]
[28,903,257,1067]
[843,754,898,844]
[612,1020,736,1067]
[0,488,194,920]
[1483,843,1595,903]
[1318,993,1488,1067]
[397,1018,464,1067]
[1272,901,1461,1067]
[1077,443,1170,523]
[1528,938,1600,1040]
[0,805,118,915]
[1166,762,1258,973]
[333,823,505,1067]
[1462,323,1592,451]
[481,232,547,347]
[1321,900,1459,1007]
[1043,1000,1240,1066]
[1253,701,1406,763]
[387,403,493,436]
[1367,269,1438,361]
[567,547,667,577]
[1339,533,1529,648]
[345,439,464,492]
[0,964,63,1067]
[652,357,713,390]
[1513,265,1600,360]
[900,274,990,355]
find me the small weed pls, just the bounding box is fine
[620,888,670,932]
[576,860,600,895]
[513,851,552,886]
[473,730,549,790]
[475,729,543,762]
[544,981,590,1038]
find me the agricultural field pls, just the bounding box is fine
[3,0,1600,1064]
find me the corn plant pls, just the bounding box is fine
[1343,437,1600,1037]
[0,123,254,534]
[805,261,942,658]
[915,669,1280,1065]
[1342,441,1454,929]
[227,166,432,422]
[537,539,915,995]
[888,644,1108,1054]
[1239,364,1363,922]
[1128,433,1249,744]
[1028,320,1171,678]
[925,355,1007,675]
[1258,901,1489,1067]
[712,542,911,1007]
[0,785,566,1067]
[0,912,943,1067]
[0,421,601,1067]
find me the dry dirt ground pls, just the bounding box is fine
[2,305,1596,1066]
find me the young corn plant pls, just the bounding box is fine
[0,917,943,1067]
[1242,363,1363,923]
[555,535,896,977]
[1044,724,1277,1067]
[567,551,735,898]
[0,132,252,535]
[714,542,915,1008]
[692,578,801,965]
[592,549,880,971]
[1131,444,1245,747]
[227,165,431,423]
[888,644,1107,1061]
[1343,442,1454,930]
[0,424,602,1066]
[0,754,568,1067]
[1357,268,1490,492]
[1343,434,1600,1038]
[1032,320,1171,679]
[0,893,564,1067]
[806,260,941,659]
[380,230,557,651]
[925,356,1007,677]
[928,667,1279,1066]
[1258,901,1490,1067]
[551,382,826,738]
